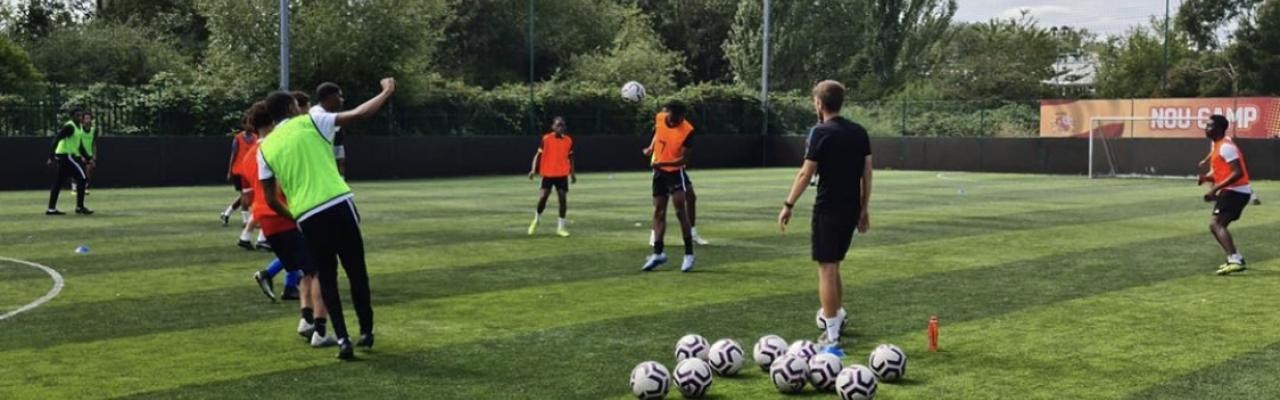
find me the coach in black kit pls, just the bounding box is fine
[777,80,872,352]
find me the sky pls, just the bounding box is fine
[954,0,1177,36]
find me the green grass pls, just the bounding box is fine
[0,168,1277,399]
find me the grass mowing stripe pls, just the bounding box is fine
[858,258,1280,399]
[1130,340,1280,399]
[0,201,1242,351]
[121,224,1280,400]
[4,216,1273,398]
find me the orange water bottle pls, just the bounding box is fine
[927,315,939,352]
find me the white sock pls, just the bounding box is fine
[534,212,542,223]
[240,210,250,223]
[1228,253,1244,263]
[824,308,846,343]
[691,227,699,237]
[239,230,251,242]
[256,230,266,243]
[222,205,234,216]
[557,218,566,229]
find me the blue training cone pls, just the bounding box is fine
[74,245,90,254]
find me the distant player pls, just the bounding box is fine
[778,80,872,352]
[231,108,267,250]
[259,77,395,359]
[221,118,257,228]
[45,108,92,215]
[71,111,97,196]
[642,102,697,272]
[1199,115,1252,275]
[242,101,335,346]
[527,116,576,237]
[312,82,348,177]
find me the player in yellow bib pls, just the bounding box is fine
[258,78,395,360]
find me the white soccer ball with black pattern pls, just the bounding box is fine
[808,352,844,391]
[769,354,809,393]
[629,361,670,400]
[707,339,746,376]
[674,334,710,362]
[672,358,713,398]
[787,340,819,360]
[753,335,788,372]
[867,344,907,383]
[621,81,646,102]
[836,365,878,400]
[815,308,849,332]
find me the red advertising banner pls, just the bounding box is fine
[1041,97,1280,138]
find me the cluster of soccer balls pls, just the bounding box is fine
[630,330,906,399]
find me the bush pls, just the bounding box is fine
[28,22,185,86]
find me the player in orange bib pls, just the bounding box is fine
[641,102,698,272]
[527,116,576,237]
[221,119,257,228]
[1198,115,1252,275]
[242,102,335,346]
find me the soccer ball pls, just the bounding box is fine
[867,344,907,383]
[675,334,710,362]
[769,354,809,393]
[836,365,878,400]
[629,361,670,400]
[787,340,819,360]
[816,308,849,332]
[673,358,713,398]
[707,339,746,376]
[621,81,646,102]
[753,335,788,372]
[808,353,844,391]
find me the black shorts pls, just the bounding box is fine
[652,170,693,197]
[231,175,244,192]
[266,229,317,274]
[541,177,569,192]
[1213,190,1250,223]
[811,211,858,263]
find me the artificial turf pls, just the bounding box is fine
[0,168,1276,399]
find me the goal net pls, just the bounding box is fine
[1088,116,1208,179]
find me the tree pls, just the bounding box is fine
[28,22,184,85]
[1177,0,1262,50]
[1228,0,1280,95]
[0,35,43,94]
[1094,18,1196,98]
[564,7,687,95]
[723,0,870,93]
[439,0,629,88]
[626,0,739,84]
[862,0,957,97]
[197,0,450,103]
[97,0,209,60]
[722,0,954,98]
[923,16,1058,100]
[0,0,92,43]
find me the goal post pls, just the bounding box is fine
[1087,116,1208,179]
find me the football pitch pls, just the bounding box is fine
[3,168,1280,399]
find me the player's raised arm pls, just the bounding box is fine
[333,78,396,128]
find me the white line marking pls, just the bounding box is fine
[0,257,64,321]
[935,172,974,182]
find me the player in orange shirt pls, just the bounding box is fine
[242,101,335,346]
[221,117,256,228]
[527,117,576,237]
[1198,115,1253,275]
[642,102,697,272]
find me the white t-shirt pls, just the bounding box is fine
[1216,142,1252,194]
[311,105,345,160]
[258,112,340,180]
